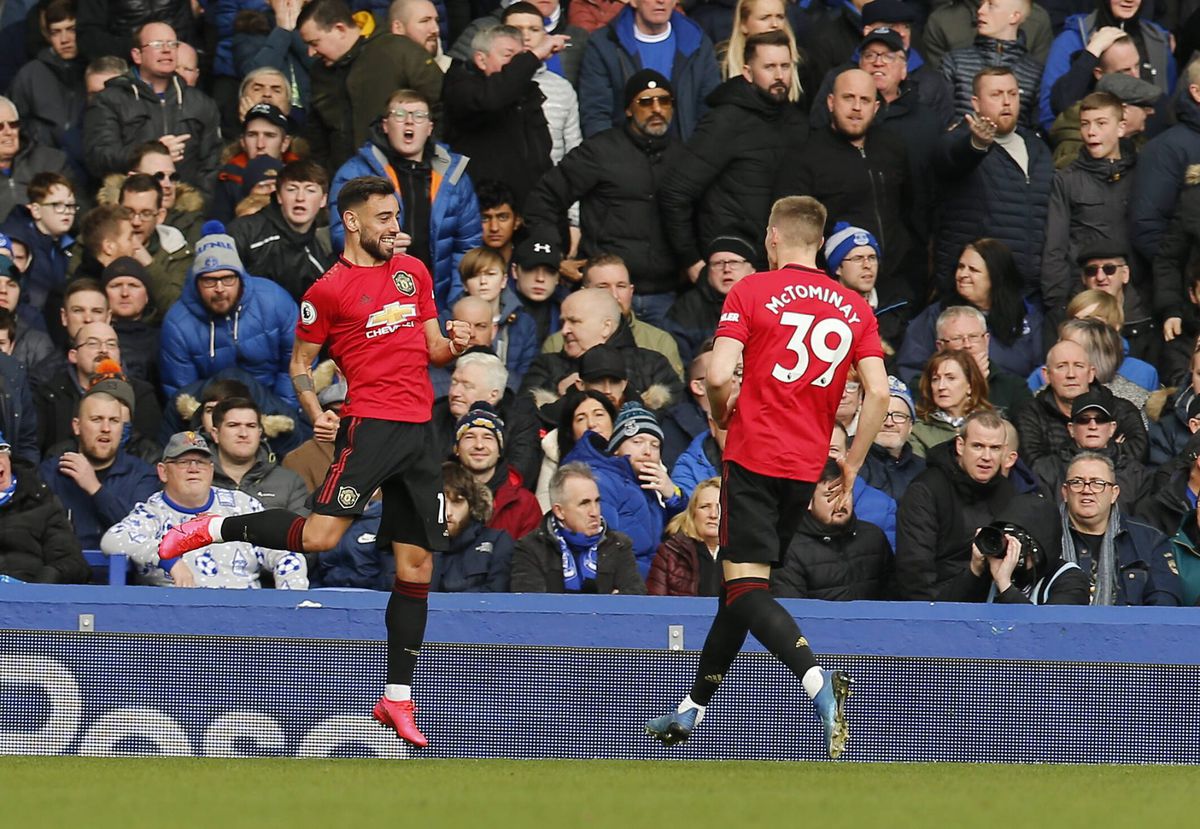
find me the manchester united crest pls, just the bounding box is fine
[392,271,416,296]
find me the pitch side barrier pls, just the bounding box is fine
[1,586,1197,763]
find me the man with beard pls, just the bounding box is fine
[775,67,917,286]
[524,69,683,312]
[659,30,807,286]
[160,176,472,748]
[39,386,158,548]
[452,401,541,541]
[932,66,1052,295]
[390,0,451,72]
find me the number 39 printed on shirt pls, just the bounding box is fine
[771,312,854,386]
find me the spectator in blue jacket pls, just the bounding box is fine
[160,222,299,409]
[562,401,685,578]
[433,461,514,592]
[1039,0,1174,133]
[39,387,159,548]
[307,499,389,588]
[829,421,897,549]
[578,1,720,140]
[330,87,481,314]
[0,172,76,319]
[0,349,39,463]
[671,414,724,501]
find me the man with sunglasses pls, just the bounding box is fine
[1060,449,1181,605]
[525,69,684,323]
[0,95,74,226]
[1076,242,1156,361]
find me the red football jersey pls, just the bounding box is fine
[297,254,438,422]
[714,264,883,481]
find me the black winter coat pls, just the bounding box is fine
[1151,163,1200,325]
[1015,385,1148,467]
[658,76,809,267]
[1136,465,1194,537]
[940,34,1045,129]
[0,352,39,464]
[511,515,646,594]
[773,513,892,601]
[519,318,684,407]
[859,441,926,502]
[1030,440,1150,509]
[443,52,551,209]
[932,121,1053,295]
[800,7,862,97]
[893,440,1016,601]
[665,275,725,365]
[227,201,335,303]
[775,126,914,282]
[0,458,88,584]
[76,0,195,62]
[35,368,162,458]
[8,48,86,168]
[431,520,514,593]
[523,123,683,295]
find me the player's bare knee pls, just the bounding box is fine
[301,519,347,552]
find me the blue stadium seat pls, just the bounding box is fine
[82,550,129,587]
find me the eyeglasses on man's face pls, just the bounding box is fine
[1064,478,1116,493]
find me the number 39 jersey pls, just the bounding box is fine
[714,263,884,481]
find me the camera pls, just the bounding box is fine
[976,522,1036,564]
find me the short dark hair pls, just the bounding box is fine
[79,205,132,256]
[818,457,841,485]
[27,171,74,204]
[200,378,253,405]
[42,0,76,28]
[583,253,628,283]
[212,396,261,429]
[0,307,16,340]
[338,176,395,215]
[277,159,330,193]
[120,173,164,208]
[744,29,790,63]
[475,179,519,214]
[297,0,356,30]
[129,141,171,168]
[502,1,542,21]
[64,277,105,302]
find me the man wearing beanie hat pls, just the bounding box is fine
[824,220,912,353]
[159,220,300,406]
[665,233,756,362]
[577,0,719,141]
[101,256,162,388]
[524,69,685,304]
[453,401,542,541]
[561,399,684,578]
[660,30,807,284]
[859,375,926,500]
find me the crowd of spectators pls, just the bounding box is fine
[1,0,1199,606]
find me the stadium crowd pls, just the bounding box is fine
[2,0,1200,605]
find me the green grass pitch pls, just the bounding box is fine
[2,757,1197,828]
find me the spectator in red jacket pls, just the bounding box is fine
[453,401,542,541]
[647,476,721,596]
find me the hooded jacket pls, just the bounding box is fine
[659,76,809,268]
[1014,384,1148,468]
[524,122,684,296]
[37,448,159,549]
[511,511,646,593]
[773,512,892,601]
[1040,8,1175,132]
[211,445,310,514]
[8,47,86,169]
[159,268,299,407]
[1041,142,1138,314]
[940,33,1045,130]
[83,72,222,194]
[561,431,685,578]
[1129,83,1200,261]
[578,7,720,140]
[329,133,479,311]
[227,200,336,304]
[0,457,88,583]
[893,439,1016,600]
[432,519,514,593]
[932,120,1054,293]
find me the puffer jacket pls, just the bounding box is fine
[8,47,86,170]
[647,531,720,597]
[0,142,73,227]
[227,200,335,304]
[932,120,1053,294]
[561,431,685,579]
[1015,384,1148,468]
[83,72,221,194]
[670,430,722,500]
[523,122,684,296]
[1041,143,1138,315]
[432,519,514,593]
[211,445,310,514]
[159,269,299,407]
[511,512,646,594]
[659,76,809,269]
[1130,87,1200,261]
[773,512,892,601]
[578,7,720,140]
[329,134,479,312]
[922,0,1054,69]
[1040,9,1175,132]
[485,463,542,543]
[940,33,1045,130]
[0,458,88,583]
[893,439,1016,600]
[37,449,159,549]
[162,369,309,456]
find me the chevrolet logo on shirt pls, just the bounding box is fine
[365,301,417,338]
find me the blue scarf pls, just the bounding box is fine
[554,517,605,592]
[0,474,17,508]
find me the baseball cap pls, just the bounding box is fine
[579,343,627,382]
[1096,73,1160,107]
[243,102,290,133]
[1070,387,1115,420]
[861,27,905,54]
[161,430,213,461]
[862,0,917,27]
[513,234,562,270]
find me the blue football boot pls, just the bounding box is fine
[645,707,699,746]
[812,669,852,759]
